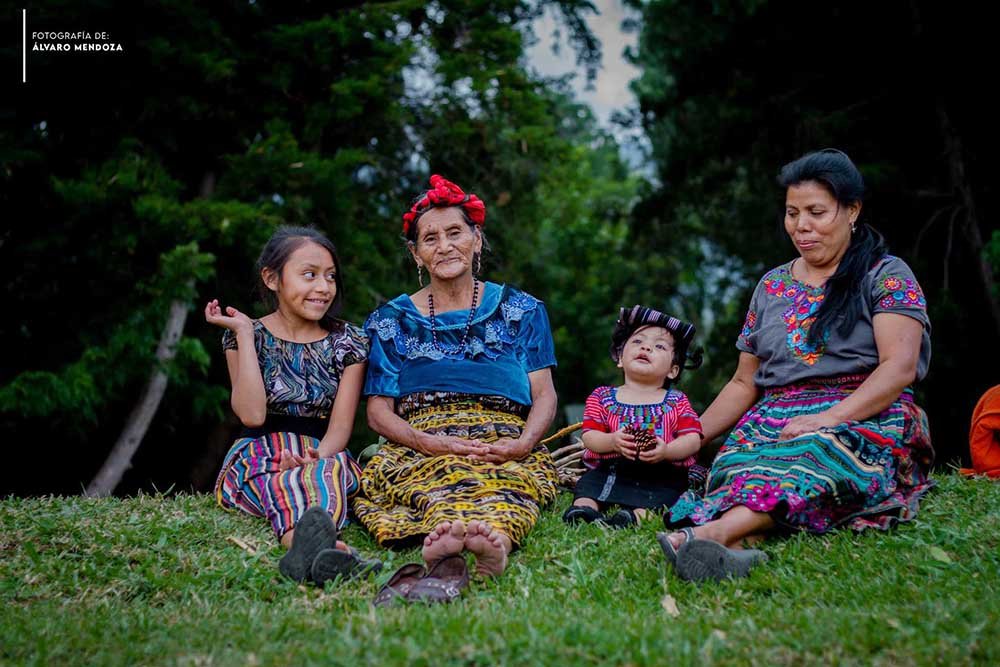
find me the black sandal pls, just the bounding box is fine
[278,507,339,583]
[605,508,638,529]
[562,505,603,524]
[311,547,383,587]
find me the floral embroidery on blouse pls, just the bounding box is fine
[763,270,827,366]
[876,275,927,310]
[368,287,542,362]
[738,310,757,348]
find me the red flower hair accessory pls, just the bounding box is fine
[402,174,486,236]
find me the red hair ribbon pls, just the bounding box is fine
[402,174,486,236]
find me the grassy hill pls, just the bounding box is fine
[2,474,998,665]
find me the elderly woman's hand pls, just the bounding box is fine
[421,434,490,458]
[469,437,534,463]
[778,412,843,440]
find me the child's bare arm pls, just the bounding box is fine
[316,362,365,457]
[225,340,267,427]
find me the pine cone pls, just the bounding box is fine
[623,424,657,461]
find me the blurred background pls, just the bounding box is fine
[3,0,996,496]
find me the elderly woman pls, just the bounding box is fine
[658,149,934,581]
[354,175,559,577]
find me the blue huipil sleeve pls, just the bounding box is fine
[363,308,403,397]
[520,300,557,372]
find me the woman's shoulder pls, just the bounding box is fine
[758,260,795,285]
[364,295,420,331]
[867,254,916,278]
[495,283,546,319]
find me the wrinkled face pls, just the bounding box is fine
[410,207,482,283]
[784,181,860,271]
[263,241,336,323]
[618,325,680,384]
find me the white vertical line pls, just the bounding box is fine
[22,9,27,83]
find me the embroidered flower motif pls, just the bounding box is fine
[368,288,541,362]
[883,276,903,291]
[739,310,757,346]
[765,269,827,365]
[878,275,926,309]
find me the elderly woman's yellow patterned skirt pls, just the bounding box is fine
[353,392,559,547]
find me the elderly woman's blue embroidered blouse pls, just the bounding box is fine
[363,282,556,406]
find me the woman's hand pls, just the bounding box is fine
[779,412,843,440]
[204,299,253,334]
[469,437,534,463]
[277,447,320,472]
[422,435,489,458]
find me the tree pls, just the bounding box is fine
[4,1,653,494]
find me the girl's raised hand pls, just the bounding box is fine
[204,299,254,334]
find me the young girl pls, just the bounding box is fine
[205,226,381,585]
[563,305,704,527]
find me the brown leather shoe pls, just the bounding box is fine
[372,563,427,608]
[405,555,469,604]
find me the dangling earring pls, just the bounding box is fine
[418,265,424,287]
[851,222,857,233]
[474,252,482,276]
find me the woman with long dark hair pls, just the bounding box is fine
[658,149,934,581]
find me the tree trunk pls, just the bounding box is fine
[937,103,1000,338]
[84,294,190,497]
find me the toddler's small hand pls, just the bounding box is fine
[612,428,637,459]
[638,436,669,463]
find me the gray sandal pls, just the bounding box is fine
[676,538,768,582]
[656,527,695,568]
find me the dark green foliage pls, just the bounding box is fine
[625,0,998,460]
[2,2,639,494]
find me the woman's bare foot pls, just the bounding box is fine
[664,524,725,551]
[422,520,466,566]
[664,522,755,551]
[465,520,510,577]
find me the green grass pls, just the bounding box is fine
[2,474,999,666]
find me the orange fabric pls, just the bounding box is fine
[960,385,1000,479]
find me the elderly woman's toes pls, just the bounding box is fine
[422,520,466,566]
[465,520,509,577]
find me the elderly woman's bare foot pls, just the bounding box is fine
[465,520,509,576]
[422,520,466,566]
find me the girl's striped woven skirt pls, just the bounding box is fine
[215,428,361,539]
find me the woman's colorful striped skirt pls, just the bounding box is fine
[353,392,559,548]
[669,375,935,532]
[215,432,361,539]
